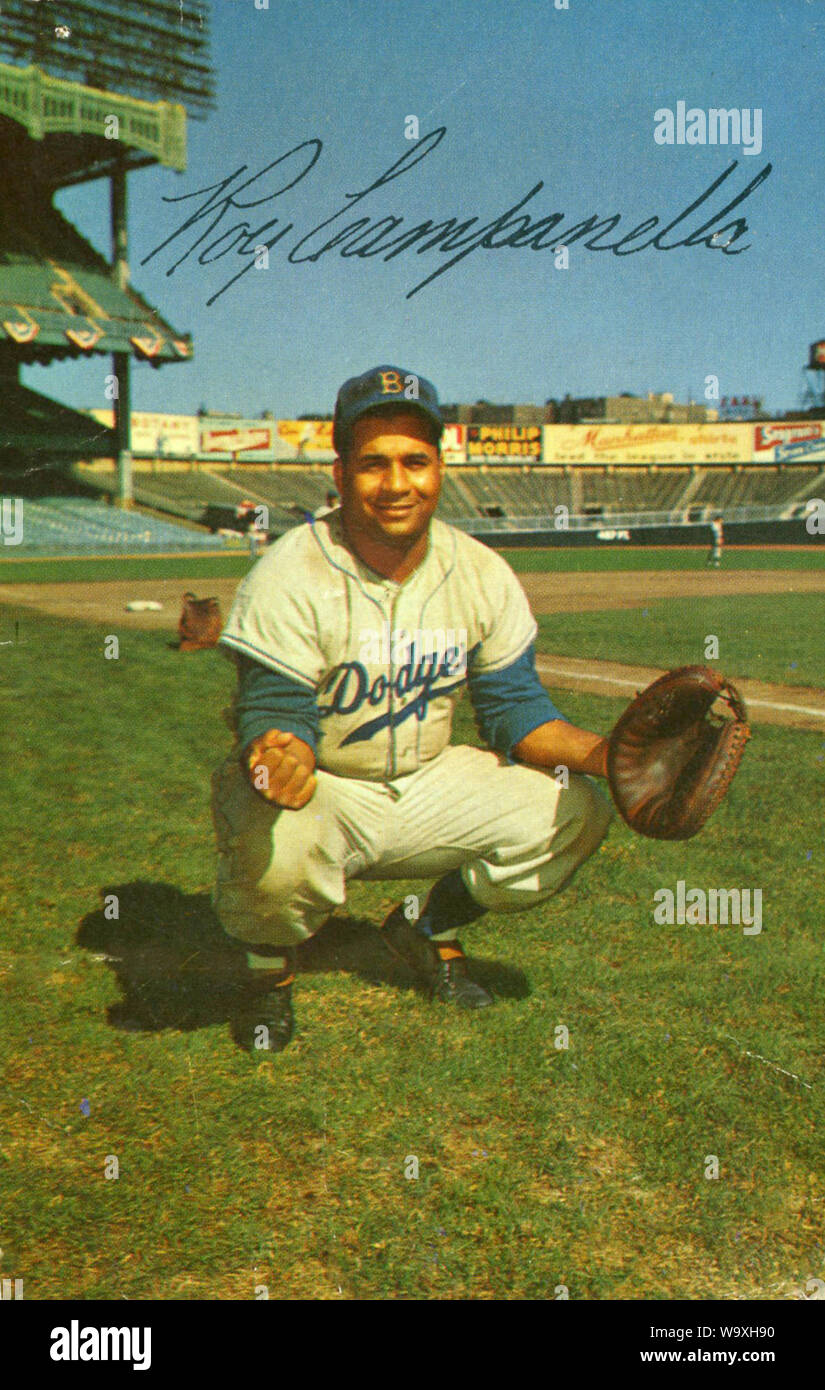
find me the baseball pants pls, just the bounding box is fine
[211,743,613,948]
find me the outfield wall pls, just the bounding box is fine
[470,517,819,548]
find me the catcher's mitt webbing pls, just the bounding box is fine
[606,665,751,841]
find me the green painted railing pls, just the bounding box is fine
[0,62,186,170]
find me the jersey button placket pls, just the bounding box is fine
[385,589,399,781]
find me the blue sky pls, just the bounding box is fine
[23,0,825,419]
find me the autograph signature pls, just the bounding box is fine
[141,127,772,306]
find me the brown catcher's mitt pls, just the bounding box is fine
[606,665,751,840]
[178,592,222,652]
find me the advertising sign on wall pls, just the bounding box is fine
[467,425,542,459]
[275,420,335,460]
[200,423,274,455]
[753,421,825,462]
[441,424,466,463]
[89,410,200,457]
[542,423,753,464]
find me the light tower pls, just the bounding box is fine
[801,341,825,413]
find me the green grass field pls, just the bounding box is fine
[1,559,824,1301]
[0,552,254,586]
[537,593,825,690]
[1,543,824,587]
[504,545,825,574]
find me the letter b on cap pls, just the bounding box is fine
[378,370,404,395]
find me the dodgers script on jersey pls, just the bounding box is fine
[220,512,537,780]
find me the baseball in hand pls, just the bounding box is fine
[246,730,317,809]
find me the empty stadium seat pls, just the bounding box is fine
[13,498,226,552]
[58,461,822,544]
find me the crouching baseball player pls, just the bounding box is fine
[211,365,613,1052]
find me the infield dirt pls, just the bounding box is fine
[2,566,824,728]
[3,565,825,628]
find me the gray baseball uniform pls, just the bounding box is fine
[211,511,611,946]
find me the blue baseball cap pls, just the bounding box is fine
[333,364,443,456]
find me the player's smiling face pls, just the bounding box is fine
[334,410,444,560]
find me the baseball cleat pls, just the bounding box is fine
[380,904,441,977]
[433,951,494,1009]
[232,956,296,1053]
[380,906,494,1009]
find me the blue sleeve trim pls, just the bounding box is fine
[219,633,318,689]
[234,654,320,753]
[467,643,567,760]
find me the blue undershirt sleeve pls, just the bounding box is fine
[233,654,320,752]
[467,643,568,760]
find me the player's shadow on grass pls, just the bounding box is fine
[77,882,249,1033]
[298,915,529,1002]
[76,882,529,1033]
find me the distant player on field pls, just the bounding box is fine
[707,514,724,568]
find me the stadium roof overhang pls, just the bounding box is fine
[0,61,187,185]
[0,379,114,457]
[0,188,192,366]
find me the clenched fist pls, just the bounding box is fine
[245,729,317,810]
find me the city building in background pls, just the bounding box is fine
[441,402,546,426]
[546,393,716,425]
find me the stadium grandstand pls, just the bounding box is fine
[62,398,825,548]
[16,497,222,554]
[9,442,825,555]
[66,444,825,551]
[0,0,217,554]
